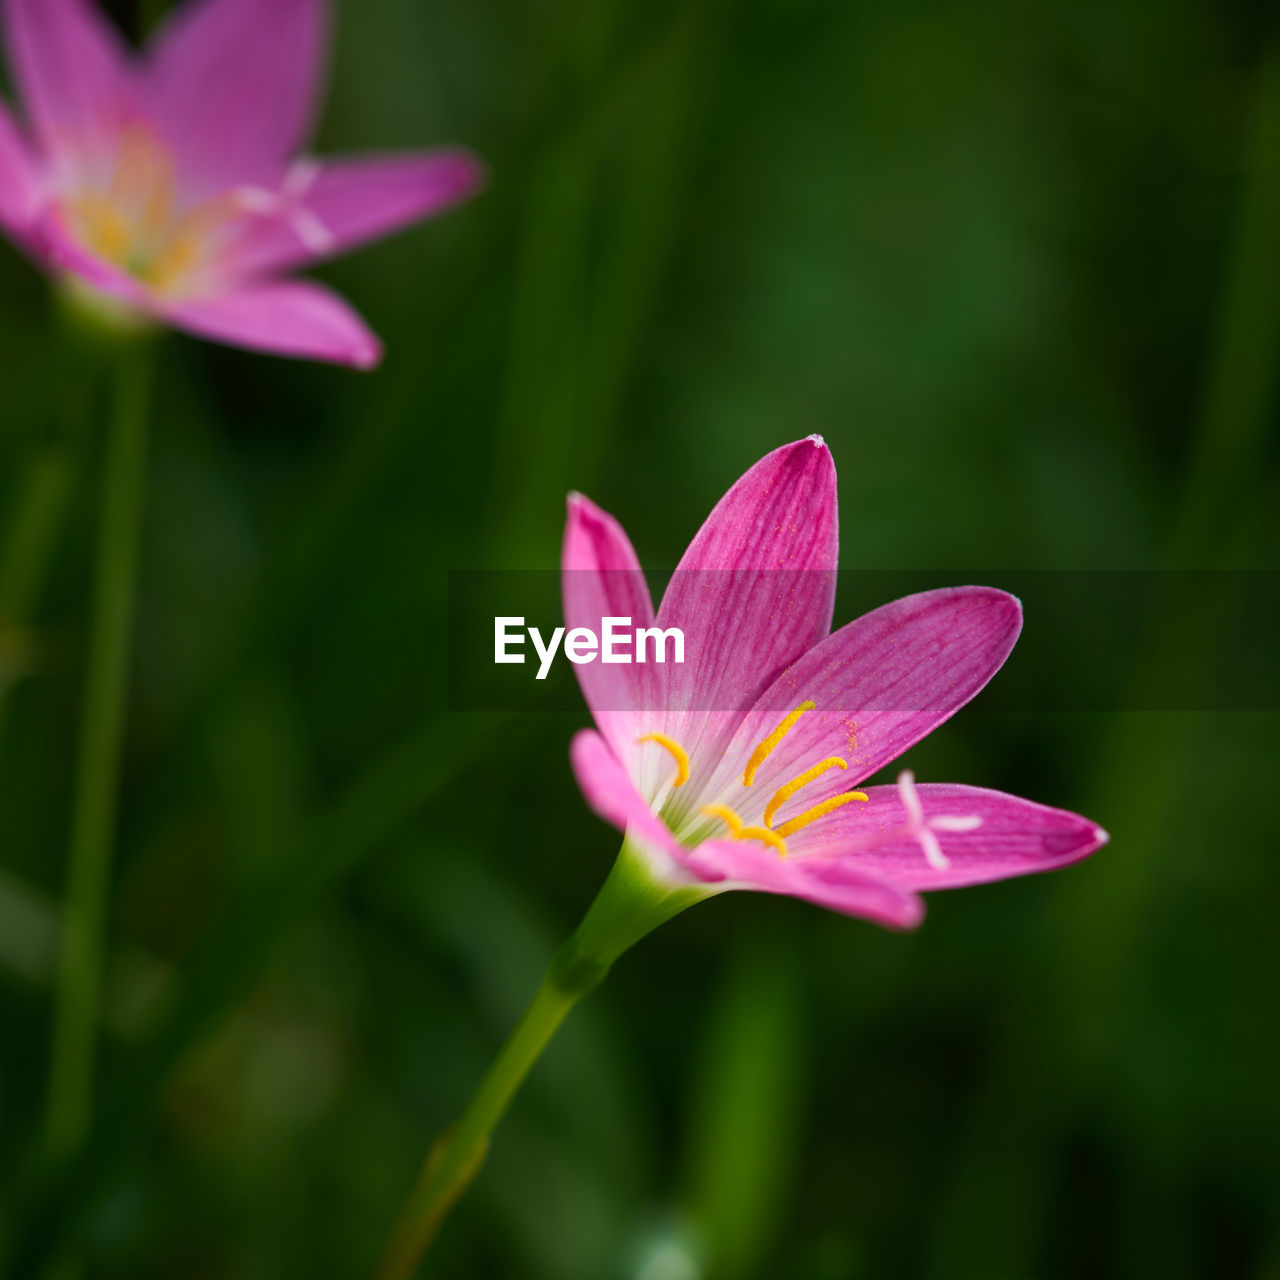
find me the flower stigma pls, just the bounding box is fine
[896,770,984,870]
[230,157,337,256]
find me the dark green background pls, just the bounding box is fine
[1,0,1278,1276]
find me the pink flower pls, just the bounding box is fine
[564,436,1108,930]
[0,0,484,367]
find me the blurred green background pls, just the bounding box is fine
[2,0,1279,1277]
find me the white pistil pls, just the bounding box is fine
[896,770,982,871]
[228,187,280,216]
[929,815,983,833]
[283,156,322,197]
[291,208,336,254]
[230,156,335,255]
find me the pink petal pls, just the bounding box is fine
[0,99,39,234]
[144,0,325,191]
[570,729,699,883]
[223,149,487,280]
[161,278,382,368]
[571,729,926,927]
[32,205,151,305]
[788,783,1109,889]
[1,0,136,167]
[562,494,661,779]
[652,436,838,786]
[683,838,924,929]
[704,587,1022,814]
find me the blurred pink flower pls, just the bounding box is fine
[564,436,1108,929]
[0,0,484,367]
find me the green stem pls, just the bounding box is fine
[376,972,581,1280]
[1174,39,1280,565]
[44,341,154,1166]
[375,838,708,1279]
[924,39,1280,1280]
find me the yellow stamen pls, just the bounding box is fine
[145,217,209,293]
[734,825,789,856]
[69,191,132,263]
[636,732,690,786]
[763,757,848,827]
[110,126,153,203]
[773,790,869,839]
[148,201,232,292]
[141,165,175,248]
[700,803,743,834]
[146,230,201,292]
[110,126,174,249]
[702,803,789,857]
[57,125,230,295]
[742,700,815,786]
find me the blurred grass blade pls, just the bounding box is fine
[45,341,155,1171]
[577,4,716,482]
[684,934,808,1280]
[489,2,716,564]
[0,304,105,751]
[2,711,513,1280]
[0,446,74,626]
[486,0,607,566]
[1174,40,1280,565]
[926,40,1280,1280]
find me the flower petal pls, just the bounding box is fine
[144,0,325,191]
[32,204,151,305]
[0,99,39,234]
[161,278,381,368]
[1,0,135,167]
[788,783,1109,889]
[571,729,927,926]
[222,149,486,280]
[704,587,1022,817]
[562,494,661,779]
[570,729,699,884]
[683,837,924,929]
[651,436,838,790]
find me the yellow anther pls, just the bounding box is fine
[146,226,203,292]
[702,804,789,857]
[636,732,690,786]
[734,825,789,856]
[138,171,175,250]
[150,202,235,292]
[69,192,132,263]
[58,126,229,294]
[109,126,174,250]
[111,125,157,200]
[700,803,744,834]
[773,790,869,839]
[742,700,816,786]
[763,757,848,827]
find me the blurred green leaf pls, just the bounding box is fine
[684,936,807,1280]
